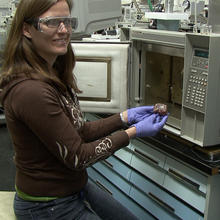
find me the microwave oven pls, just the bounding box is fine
[71,29,220,147]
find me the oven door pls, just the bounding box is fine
[71,42,130,113]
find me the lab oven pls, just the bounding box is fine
[71,30,220,147]
[131,29,220,147]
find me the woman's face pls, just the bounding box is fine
[23,0,71,66]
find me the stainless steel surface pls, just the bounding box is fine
[208,0,220,33]
[144,43,184,57]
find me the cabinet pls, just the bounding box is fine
[85,113,220,220]
[129,139,205,220]
[129,169,202,220]
[163,157,207,213]
[129,139,166,185]
[87,166,156,220]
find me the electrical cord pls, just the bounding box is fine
[133,0,155,14]
[132,0,143,14]
[190,148,220,164]
[147,0,153,11]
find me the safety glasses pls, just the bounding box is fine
[27,16,78,33]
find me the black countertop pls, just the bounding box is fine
[141,131,220,176]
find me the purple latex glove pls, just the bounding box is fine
[127,106,154,125]
[134,113,168,137]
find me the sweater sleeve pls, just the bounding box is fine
[80,114,126,142]
[10,80,130,170]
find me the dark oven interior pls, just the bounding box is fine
[142,43,184,130]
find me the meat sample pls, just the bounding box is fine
[153,103,168,115]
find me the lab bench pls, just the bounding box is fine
[85,113,220,220]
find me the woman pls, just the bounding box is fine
[0,0,168,219]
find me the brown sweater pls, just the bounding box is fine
[0,77,129,197]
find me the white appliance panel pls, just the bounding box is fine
[71,43,129,113]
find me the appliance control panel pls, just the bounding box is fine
[183,48,209,113]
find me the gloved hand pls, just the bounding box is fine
[133,113,168,137]
[127,106,154,125]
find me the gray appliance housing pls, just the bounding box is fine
[208,0,220,33]
[130,28,220,147]
[182,33,220,146]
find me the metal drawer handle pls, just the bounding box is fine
[102,159,113,169]
[134,148,159,166]
[148,192,175,214]
[95,180,113,196]
[168,168,203,195]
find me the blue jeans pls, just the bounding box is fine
[14,181,138,220]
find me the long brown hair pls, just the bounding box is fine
[0,0,80,93]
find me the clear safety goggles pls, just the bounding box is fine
[28,16,78,33]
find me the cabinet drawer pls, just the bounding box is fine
[92,160,131,195]
[114,145,133,166]
[163,157,207,213]
[105,156,132,180]
[130,186,181,220]
[130,139,166,185]
[87,167,156,220]
[130,169,204,220]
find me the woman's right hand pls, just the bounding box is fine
[134,114,168,137]
[126,113,168,138]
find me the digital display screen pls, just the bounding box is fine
[194,49,209,58]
